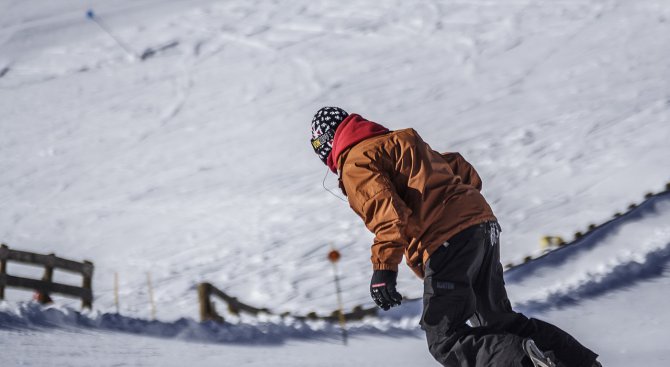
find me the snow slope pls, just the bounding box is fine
[2,190,670,366]
[1,0,670,365]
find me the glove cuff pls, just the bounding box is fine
[372,263,399,272]
[371,269,398,287]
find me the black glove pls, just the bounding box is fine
[370,270,403,311]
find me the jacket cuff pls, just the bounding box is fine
[372,263,399,272]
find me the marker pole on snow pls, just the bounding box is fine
[86,10,137,59]
[328,247,348,346]
[114,271,120,314]
[147,272,157,320]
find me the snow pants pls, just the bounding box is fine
[420,221,598,367]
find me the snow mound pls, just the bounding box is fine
[507,191,670,313]
[0,302,421,344]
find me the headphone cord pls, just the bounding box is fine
[322,167,348,202]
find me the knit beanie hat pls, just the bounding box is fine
[310,107,349,165]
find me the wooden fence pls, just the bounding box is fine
[0,244,94,309]
[197,282,378,323]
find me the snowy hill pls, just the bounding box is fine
[1,0,670,365]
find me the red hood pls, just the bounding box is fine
[326,114,390,173]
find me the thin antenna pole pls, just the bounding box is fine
[86,10,136,59]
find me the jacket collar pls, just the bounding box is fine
[326,114,390,173]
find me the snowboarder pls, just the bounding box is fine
[309,107,601,367]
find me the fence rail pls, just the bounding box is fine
[0,244,94,308]
[197,282,378,323]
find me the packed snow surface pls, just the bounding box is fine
[2,192,670,365]
[1,0,669,365]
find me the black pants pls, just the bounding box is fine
[420,222,598,367]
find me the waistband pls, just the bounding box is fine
[443,220,500,247]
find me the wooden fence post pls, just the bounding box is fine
[0,244,7,300]
[37,253,55,304]
[198,282,224,323]
[82,260,93,309]
[198,282,212,322]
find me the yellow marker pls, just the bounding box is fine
[541,236,566,250]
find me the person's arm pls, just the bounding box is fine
[441,152,483,191]
[341,160,411,272]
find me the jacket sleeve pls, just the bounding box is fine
[441,152,483,191]
[341,161,411,272]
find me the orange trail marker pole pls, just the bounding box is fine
[328,247,347,346]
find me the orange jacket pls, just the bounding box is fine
[336,126,496,278]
